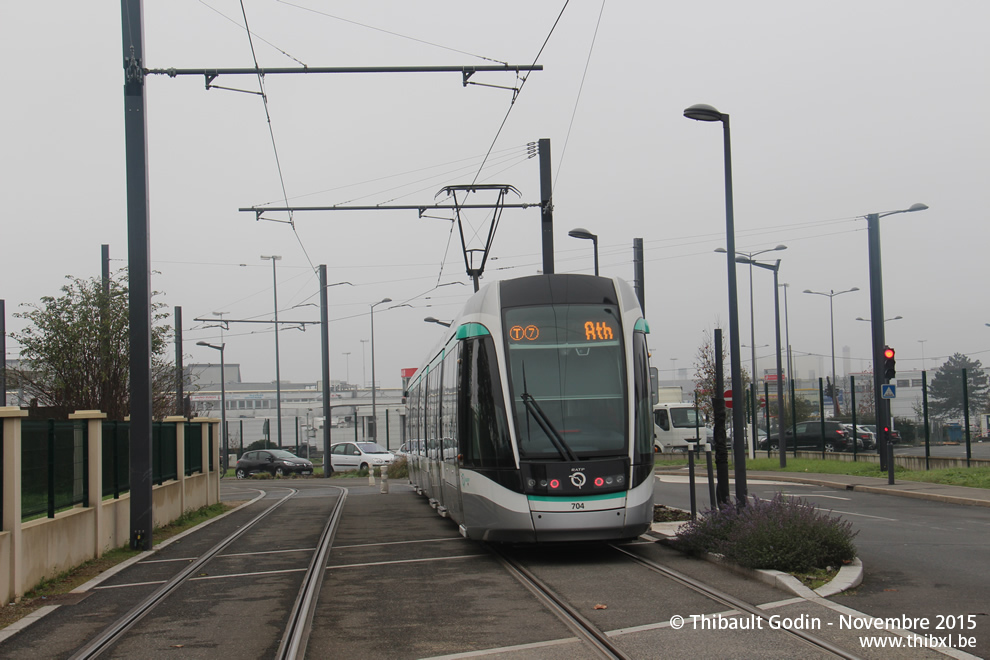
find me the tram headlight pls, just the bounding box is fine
[527,478,537,489]
[539,479,548,488]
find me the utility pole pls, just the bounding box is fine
[539,138,554,275]
[319,265,332,473]
[121,0,154,551]
[1,299,6,405]
[174,306,183,416]
[633,238,645,314]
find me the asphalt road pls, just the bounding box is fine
[655,473,990,658]
[895,442,990,460]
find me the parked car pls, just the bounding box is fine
[329,442,395,471]
[235,449,314,478]
[843,424,877,450]
[762,421,855,452]
[862,424,901,444]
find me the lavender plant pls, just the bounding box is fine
[673,493,857,572]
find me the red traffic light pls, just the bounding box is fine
[883,347,895,359]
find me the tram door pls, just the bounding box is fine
[440,346,463,522]
[426,365,445,510]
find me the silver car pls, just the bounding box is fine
[328,442,395,471]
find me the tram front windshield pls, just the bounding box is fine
[504,304,626,459]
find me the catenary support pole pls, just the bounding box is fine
[320,265,332,475]
[633,238,645,314]
[174,306,183,416]
[121,0,154,551]
[539,138,554,275]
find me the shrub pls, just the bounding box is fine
[673,493,857,573]
[388,457,408,480]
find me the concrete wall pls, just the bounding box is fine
[0,408,220,605]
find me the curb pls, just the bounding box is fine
[648,520,864,600]
[744,473,990,509]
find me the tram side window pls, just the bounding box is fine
[409,380,421,455]
[459,337,514,469]
[442,346,459,461]
[427,366,442,459]
[633,332,654,463]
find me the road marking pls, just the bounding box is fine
[94,566,313,590]
[828,510,897,521]
[780,492,851,501]
[328,554,486,570]
[421,637,578,659]
[335,536,464,550]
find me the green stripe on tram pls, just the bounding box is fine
[635,318,650,333]
[456,323,490,339]
[528,492,626,503]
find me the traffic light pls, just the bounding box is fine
[883,346,896,380]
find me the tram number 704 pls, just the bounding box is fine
[571,502,585,510]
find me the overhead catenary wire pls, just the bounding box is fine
[553,0,606,194]
[276,0,510,65]
[237,0,319,284]
[470,1,570,186]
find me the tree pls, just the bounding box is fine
[11,271,174,419]
[927,353,989,421]
[692,328,750,427]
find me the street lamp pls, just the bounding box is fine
[716,244,787,458]
[918,339,927,372]
[370,297,392,442]
[863,203,928,473]
[856,316,902,322]
[260,255,283,447]
[804,287,859,416]
[196,341,227,468]
[735,257,787,467]
[684,102,747,502]
[424,316,452,327]
[568,227,599,276]
[360,339,368,388]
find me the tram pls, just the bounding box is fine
[404,274,655,543]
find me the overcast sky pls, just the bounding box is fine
[3,1,988,390]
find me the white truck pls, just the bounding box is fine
[652,385,710,453]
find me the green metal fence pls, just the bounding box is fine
[154,422,178,484]
[101,420,130,498]
[22,420,88,520]
[185,422,203,476]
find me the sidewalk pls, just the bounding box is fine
[745,471,990,508]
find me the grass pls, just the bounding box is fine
[745,457,990,489]
[0,501,234,631]
[658,454,990,490]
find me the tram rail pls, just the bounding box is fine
[67,485,345,660]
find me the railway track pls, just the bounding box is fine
[492,540,867,660]
[67,485,346,660]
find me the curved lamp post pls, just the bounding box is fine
[716,244,786,458]
[864,203,928,473]
[196,341,227,466]
[804,287,859,416]
[370,297,392,442]
[684,102,747,502]
[568,227,599,276]
[424,316,452,327]
[735,258,787,467]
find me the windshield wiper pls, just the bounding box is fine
[520,363,577,462]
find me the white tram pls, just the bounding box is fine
[404,274,655,543]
